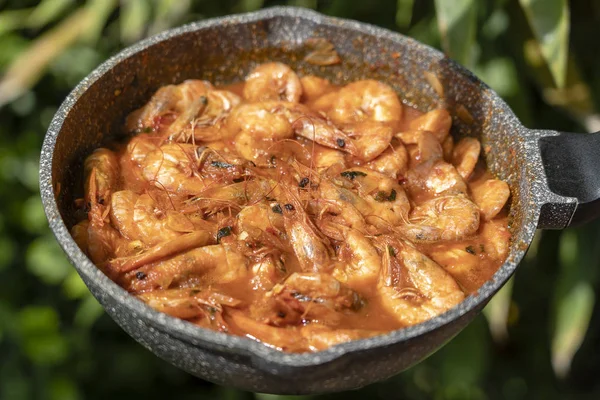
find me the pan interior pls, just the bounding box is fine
[48,10,533,345]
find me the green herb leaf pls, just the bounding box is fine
[519,0,570,88]
[340,171,367,180]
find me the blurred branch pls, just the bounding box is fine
[26,0,73,29]
[0,7,90,108]
[0,8,33,36]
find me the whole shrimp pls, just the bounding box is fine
[377,236,465,326]
[329,80,403,125]
[399,194,480,242]
[243,62,303,103]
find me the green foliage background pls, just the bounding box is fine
[1,0,600,399]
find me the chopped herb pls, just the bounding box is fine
[190,289,201,295]
[232,177,244,183]
[265,196,276,202]
[336,138,346,148]
[199,95,208,105]
[480,244,485,253]
[299,177,310,188]
[374,189,397,202]
[217,226,233,242]
[211,160,234,169]
[465,245,476,255]
[340,170,367,180]
[387,245,397,257]
[277,311,286,318]
[284,203,295,211]
[207,306,217,316]
[271,204,283,214]
[135,271,147,280]
[142,126,153,133]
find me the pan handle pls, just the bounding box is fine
[538,130,600,228]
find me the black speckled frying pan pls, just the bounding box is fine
[39,7,600,394]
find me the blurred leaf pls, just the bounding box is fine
[0,34,29,69]
[26,236,71,285]
[26,0,73,29]
[149,0,191,34]
[81,0,118,44]
[0,7,91,108]
[551,281,594,378]
[255,395,312,400]
[120,0,151,43]
[62,270,89,300]
[18,306,59,336]
[0,236,16,271]
[0,8,32,36]
[481,8,509,40]
[395,0,414,28]
[74,295,104,328]
[21,196,47,234]
[50,45,102,87]
[287,0,317,8]
[18,307,69,365]
[236,0,264,13]
[474,57,519,97]
[49,376,81,400]
[483,276,514,343]
[434,0,477,66]
[519,0,570,88]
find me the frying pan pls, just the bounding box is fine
[39,6,600,394]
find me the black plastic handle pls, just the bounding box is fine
[539,131,600,227]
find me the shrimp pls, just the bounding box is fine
[428,243,484,293]
[236,202,285,236]
[364,142,408,179]
[141,143,208,194]
[138,288,241,331]
[378,237,465,326]
[406,160,467,200]
[133,193,182,246]
[330,80,402,125]
[342,121,393,162]
[452,137,481,180]
[71,220,89,254]
[479,219,511,261]
[300,75,333,102]
[442,135,454,162]
[283,205,333,273]
[119,135,159,192]
[226,310,378,352]
[323,223,381,288]
[84,148,119,208]
[338,167,410,229]
[400,194,480,242]
[243,62,303,103]
[228,102,294,162]
[265,272,365,327]
[169,90,241,142]
[249,256,286,293]
[110,230,212,272]
[308,91,338,114]
[407,130,444,167]
[109,190,139,239]
[283,103,360,156]
[125,80,213,133]
[129,243,248,292]
[407,108,452,143]
[470,179,510,221]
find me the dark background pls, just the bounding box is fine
[1,0,600,399]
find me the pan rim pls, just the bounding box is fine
[40,5,537,370]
